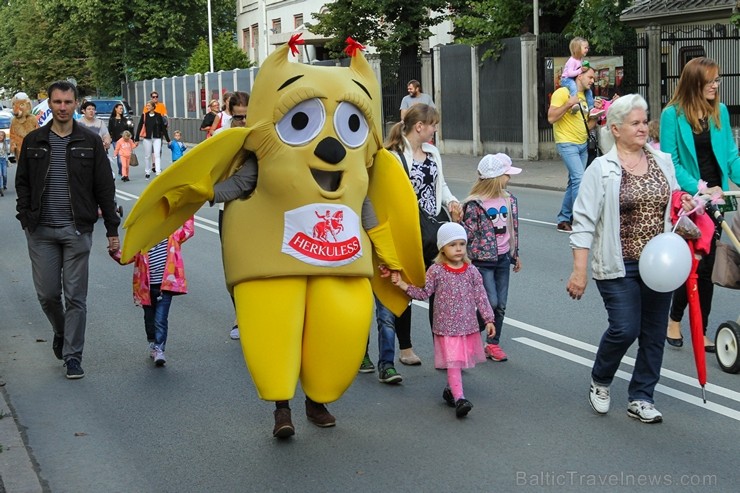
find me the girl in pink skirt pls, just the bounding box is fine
[391,222,495,417]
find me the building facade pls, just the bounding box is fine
[236,0,454,65]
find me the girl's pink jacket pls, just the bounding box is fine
[114,139,137,157]
[110,217,195,306]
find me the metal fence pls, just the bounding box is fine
[479,38,522,143]
[439,44,474,140]
[660,23,740,125]
[380,57,424,125]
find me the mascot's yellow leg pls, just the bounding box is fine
[233,278,306,401]
[301,276,373,403]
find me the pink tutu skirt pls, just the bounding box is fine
[433,333,486,369]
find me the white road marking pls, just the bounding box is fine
[519,217,556,226]
[114,190,219,233]
[195,222,219,234]
[116,190,136,201]
[196,217,219,226]
[515,337,740,422]
[507,318,740,403]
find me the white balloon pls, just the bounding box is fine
[639,232,692,292]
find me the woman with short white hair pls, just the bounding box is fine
[566,94,695,424]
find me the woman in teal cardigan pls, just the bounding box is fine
[660,57,740,351]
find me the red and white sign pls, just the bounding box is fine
[282,203,362,267]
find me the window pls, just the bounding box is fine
[294,14,303,29]
[679,46,706,70]
[251,24,258,48]
[272,18,281,34]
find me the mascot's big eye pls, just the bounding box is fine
[333,102,369,148]
[276,98,325,146]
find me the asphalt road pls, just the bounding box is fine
[0,150,738,493]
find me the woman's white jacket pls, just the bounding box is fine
[569,145,680,280]
[388,136,458,216]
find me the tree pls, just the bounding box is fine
[187,33,254,73]
[564,0,634,53]
[450,0,634,59]
[0,0,239,96]
[449,0,579,58]
[0,0,93,97]
[309,0,449,65]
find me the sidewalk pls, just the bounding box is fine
[0,385,44,493]
[440,153,567,192]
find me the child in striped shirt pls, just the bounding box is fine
[109,217,194,366]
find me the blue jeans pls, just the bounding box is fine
[559,78,595,109]
[374,296,397,369]
[143,284,173,350]
[556,142,588,224]
[0,156,7,189]
[592,261,672,403]
[475,253,511,345]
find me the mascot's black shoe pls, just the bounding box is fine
[305,398,336,428]
[273,408,295,438]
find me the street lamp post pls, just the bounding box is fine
[207,0,214,72]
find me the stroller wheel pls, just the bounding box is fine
[715,321,740,374]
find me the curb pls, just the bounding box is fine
[0,385,44,493]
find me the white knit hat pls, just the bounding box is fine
[477,153,522,179]
[437,222,467,250]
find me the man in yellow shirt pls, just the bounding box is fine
[547,67,601,232]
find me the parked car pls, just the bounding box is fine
[84,99,135,132]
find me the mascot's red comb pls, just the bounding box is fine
[288,33,305,56]
[344,37,365,57]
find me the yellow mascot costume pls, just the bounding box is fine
[121,36,424,436]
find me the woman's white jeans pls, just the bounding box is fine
[142,138,162,174]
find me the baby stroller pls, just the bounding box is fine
[707,196,740,374]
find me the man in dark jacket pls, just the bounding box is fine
[16,80,120,379]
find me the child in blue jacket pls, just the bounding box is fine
[168,130,187,162]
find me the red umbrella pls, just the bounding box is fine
[686,241,707,403]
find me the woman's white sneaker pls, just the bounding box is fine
[589,379,610,414]
[153,347,166,367]
[627,400,662,423]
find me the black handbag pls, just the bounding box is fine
[578,104,602,166]
[418,207,450,267]
[398,152,448,267]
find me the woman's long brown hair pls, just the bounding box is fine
[666,57,721,132]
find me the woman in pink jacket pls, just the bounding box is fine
[110,217,195,366]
